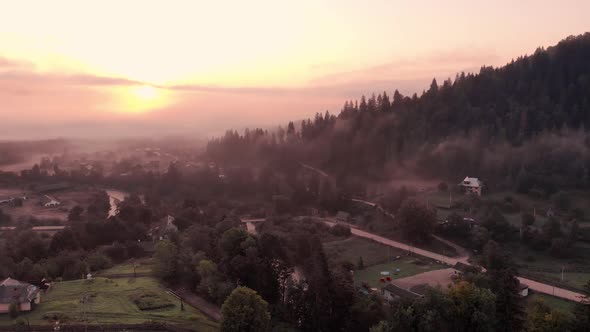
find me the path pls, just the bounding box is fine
[97,272,152,279]
[323,219,465,266]
[298,162,586,302]
[515,277,584,302]
[299,162,330,178]
[323,219,584,302]
[432,235,470,260]
[172,288,222,322]
[0,225,66,232]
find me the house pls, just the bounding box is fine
[43,195,61,208]
[381,283,422,302]
[0,278,41,313]
[148,215,178,241]
[518,283,529,297]
[459,177,483,196]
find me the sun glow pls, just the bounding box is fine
[115,85,170,114]
[134,85,158,100]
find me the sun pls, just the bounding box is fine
[133,85,158,100]
[115,85,169,113]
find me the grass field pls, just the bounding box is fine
[0,277,218,331]
[504,243,590,291]
[354,257,447,288]
[324,237,406,267]
[96,259,154,276]
[526,292,577,314]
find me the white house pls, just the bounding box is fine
[43,195,61,207]
[459,177,482,196]
[0,278,41,313]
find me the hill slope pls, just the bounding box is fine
[208,33,590,193]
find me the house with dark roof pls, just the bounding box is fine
[0,278,41,313]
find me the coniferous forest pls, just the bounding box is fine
[208,33,590,195]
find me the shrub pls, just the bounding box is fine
[521,213,535,226]
[330,224,351,237]
[524,255,536,262]
[86,252,112,272]
[8,303,19,318]
[551,191,571,211]
[42,311,71,322]
[131,292,174,311]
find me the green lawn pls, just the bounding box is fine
[354,258,447,288]
[506,243,590,291]
[529,271,590,291]
[96,260,154,276]
[324,237,406,267]
[526,292,577,314]
[0,277,218,331]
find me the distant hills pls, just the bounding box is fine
[208,33,590,193]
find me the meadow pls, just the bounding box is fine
[0,277,218,331]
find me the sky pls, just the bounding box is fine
[0,0,589,139]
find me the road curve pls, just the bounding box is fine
[323,219,584,302]
[297,162,586,302]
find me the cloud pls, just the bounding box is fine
[311,48,501,85]
[0,70,142,86]
[0,57,34,70]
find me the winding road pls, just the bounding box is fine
[322,219,584,302]
[298,162,586,302]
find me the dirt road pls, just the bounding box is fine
[172,288,222,322]
[323,219,584,302]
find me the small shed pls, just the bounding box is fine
[518,283,529,297]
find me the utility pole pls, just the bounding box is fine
[561,265,565,282]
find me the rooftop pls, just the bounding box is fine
[0,278,40,304]
[460,177,481,187]
[382,283,422,300]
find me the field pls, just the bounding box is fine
[324,237,406,267]
[96,259,155,276]
[503,243,590,291]
[526,292,577,314]
[0,187,97,223]
[0,277,218,331]
[324,237,448,288]
[354,258,447,288]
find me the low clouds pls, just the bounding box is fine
[0,48,502,139]
[0,57,34,70]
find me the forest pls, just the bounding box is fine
[208,33,590,196]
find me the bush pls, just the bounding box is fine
[551,191,571,211]
[524,255,536,262]
[521,213,535,226]
[330,224,351,237]
[86,252,112,272]
[8,303,19,318]
[42,311,71,322]
[131,292,174,311]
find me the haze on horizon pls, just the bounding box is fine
[1,0,589,140]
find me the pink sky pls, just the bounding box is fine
[0,0,589,139]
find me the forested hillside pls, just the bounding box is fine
[208,33,590,194]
